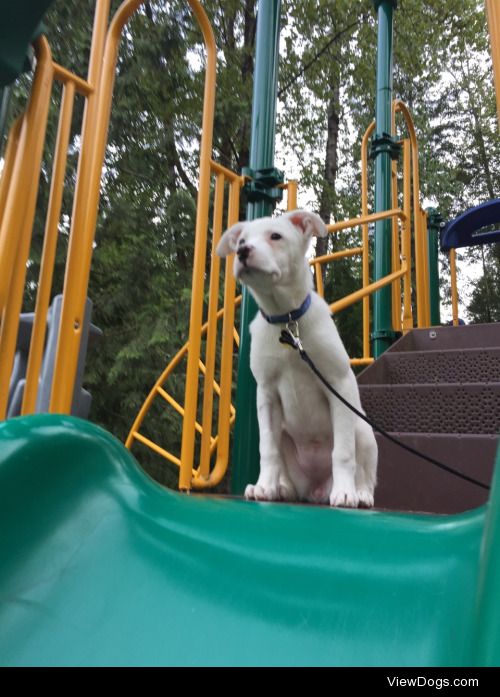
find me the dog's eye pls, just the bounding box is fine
[238,238,245,246]
[270,232,282,240]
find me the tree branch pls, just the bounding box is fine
[278,19,361,98]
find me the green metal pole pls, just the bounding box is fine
[372,0,398,358]
[231,0,281,495]
[427,208,442,326]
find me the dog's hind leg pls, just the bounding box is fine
[354,420,377,508]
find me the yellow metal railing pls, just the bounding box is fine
[125,177,298,489]
[307,99,427,366]
[0,0,215,421]
[449,248,460,326]
[0,21,105,420]
[126,161,243,489]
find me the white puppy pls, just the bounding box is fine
[217,210,377,507]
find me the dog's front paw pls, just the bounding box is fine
[329,486,359,508]
[245,482,280,501]
[356,488,374,508]
[278,477,297,502]
[245,473,296,502]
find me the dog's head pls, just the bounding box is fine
[216,210,327,290]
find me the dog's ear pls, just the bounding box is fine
[216,222,245,257]
[284,210,327,239]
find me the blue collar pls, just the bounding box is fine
[260,294,311,325]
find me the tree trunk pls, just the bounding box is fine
[318,84,340,260]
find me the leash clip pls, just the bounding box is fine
[279,320,304,352]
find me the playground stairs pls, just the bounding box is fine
[358,323,500,514]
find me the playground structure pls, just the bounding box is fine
[1,0,500,666]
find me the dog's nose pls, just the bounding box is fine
[237,244,252,262]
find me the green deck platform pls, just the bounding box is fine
[0,415,499,666]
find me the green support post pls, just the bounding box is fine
[371,0,399,358]
[231,0,282,494]
[427,208,443,326]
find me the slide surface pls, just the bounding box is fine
[0,415,492,666]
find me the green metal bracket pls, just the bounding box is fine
[427,208,443,230]
[373,0,397,9]
[369,132,401,161]
[242,166,284,205]
[371,329,400,343]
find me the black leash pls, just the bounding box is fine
[279,326,491,492]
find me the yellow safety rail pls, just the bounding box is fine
[308,99,428,366]
[126,161,243,489]
[126,178,298,489]
[0,0,109,420]
[0,0,216,421]
[449,248,460,326]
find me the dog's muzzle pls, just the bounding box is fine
[237,244,252,264]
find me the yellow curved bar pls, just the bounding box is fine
[327,208,404,235]
[177,1,217,490]
[330,266,407,315]
[0,38,53,322]
[350,358,374,366]
[48,0,111,413]
[49,0,216,420]
[52,63,93,95]
[286,180,298,210]
[314,262,324,298]
[449,248,459,326]
[0,38,54,419]
[420,207,430,326]
[401,139,413,331]
[198,172,225,479]
[191,179,241,489]
[210,159,244,181]
[22,80,76,415]
[125,297,242,455]
[312,247,363,266]
[394,99,427,327]
[125,345,190,451]
[132,431,182,468]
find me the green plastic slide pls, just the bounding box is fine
[0,415,499,666]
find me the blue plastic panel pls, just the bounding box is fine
[441,199,500,251]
